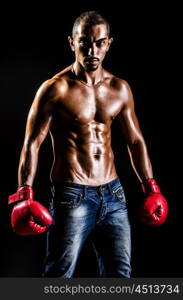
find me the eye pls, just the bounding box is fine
[96,40,106,47]
[79,40,89,47]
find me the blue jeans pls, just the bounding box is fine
[42,177,131,277]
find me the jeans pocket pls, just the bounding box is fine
[113,186,126,205]
[58,188,83,208]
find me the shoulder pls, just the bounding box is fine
[110,75,131,93]
[40,67,71,94]
[103,69,131,92]
[106,72,135,111]
[33,66,72,105]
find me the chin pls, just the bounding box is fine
[85,65,99,72]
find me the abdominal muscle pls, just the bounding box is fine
[50,121,118,185]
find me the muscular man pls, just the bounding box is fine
[9,11,168,277]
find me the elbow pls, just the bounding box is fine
[24,135,43,152]
[127,137,148,157]
[21,140,40,162]
[30,138,42,151]
[127,136,145,148]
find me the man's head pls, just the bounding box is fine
[68,11,113,71]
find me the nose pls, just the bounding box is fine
[88,43,97,56]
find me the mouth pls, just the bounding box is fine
[85,58,99,65]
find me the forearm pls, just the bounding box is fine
[18,142,39,186]
[127,139,153,183]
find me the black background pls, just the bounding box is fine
[0,2,182,277]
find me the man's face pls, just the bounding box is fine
[69,22,113,71]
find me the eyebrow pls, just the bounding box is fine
[78,37,108,42]
[96,38,108,42]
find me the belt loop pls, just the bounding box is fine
[107,182,113,195]
[83,185,87,198]
[97,185,102,196]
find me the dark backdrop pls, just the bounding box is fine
[0,2,182,277]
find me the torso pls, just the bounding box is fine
[49,66,126,185]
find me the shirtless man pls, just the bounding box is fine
[8,11,168,277]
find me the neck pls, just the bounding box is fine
[72,62,104,86]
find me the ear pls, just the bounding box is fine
[68,36,75,52]
[106,37,113,52]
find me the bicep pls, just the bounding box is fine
[117,83,144,145]
[24,104,52,148]
[23,83,53,149]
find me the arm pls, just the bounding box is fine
[117,80,153,183]
[18,80,55,186]
[117,80,168,226]
[8,80,57,235]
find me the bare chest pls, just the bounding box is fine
[56,85,124,124]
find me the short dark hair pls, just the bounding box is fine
[72,11,110,38]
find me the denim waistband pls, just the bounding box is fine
[51,177,122,194]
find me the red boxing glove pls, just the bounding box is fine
[139,179,168,226]
[8,186,53,235]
